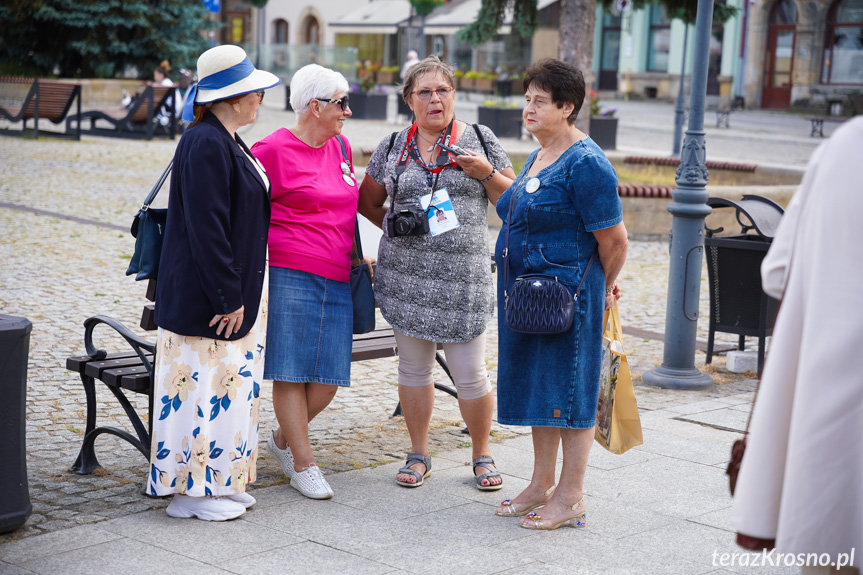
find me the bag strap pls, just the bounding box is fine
[354,216,364,261]
[336,134,365,264]
[502,156,596,308]
[385,131,398,158]
[472,123,489,157]
[142,160,173,210]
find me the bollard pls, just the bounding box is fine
[0,314,32,533]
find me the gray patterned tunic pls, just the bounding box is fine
[365,123,512,342]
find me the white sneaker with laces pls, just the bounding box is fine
[290,464,333,500]
[266,430,295,479]
[226,492,256,508]
[165,494,245,521]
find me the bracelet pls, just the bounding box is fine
[479,168,496,183]
[605,282,617,295]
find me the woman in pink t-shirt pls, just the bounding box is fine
[251,64,357,501]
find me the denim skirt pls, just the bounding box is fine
[263,266,352,386]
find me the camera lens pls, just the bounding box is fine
[394,215,415,236]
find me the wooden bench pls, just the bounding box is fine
[0,77,82,140]
[66,84,177,140]
[66,279,459,475]
[806,116,846,137]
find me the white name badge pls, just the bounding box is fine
[420,188,460,237]
[525,177,541,193]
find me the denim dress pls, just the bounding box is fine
[494,138,622,429]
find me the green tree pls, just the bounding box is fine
[459,0,735,132]
[0,0,214,78]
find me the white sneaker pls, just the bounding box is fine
[266,430,295,479]
[226,492,256,508]
[165,494,245,521]
[290,464,333,500]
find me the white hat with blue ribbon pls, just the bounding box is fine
[182,45,280,122]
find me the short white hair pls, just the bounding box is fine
[290,64,349,116]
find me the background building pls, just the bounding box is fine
[233,0,861,110]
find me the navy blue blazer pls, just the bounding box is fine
[155,113,271,340]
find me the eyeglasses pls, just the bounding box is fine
[255,90,265,103]
[315,95,350,111]
[413,87,454,102]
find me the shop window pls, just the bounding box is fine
[273,19,288,44]
[648,6,671,72]
[821,0,863,84]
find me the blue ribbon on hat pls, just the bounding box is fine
[181,56,256,123]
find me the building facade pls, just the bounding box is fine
[230,0,861,110]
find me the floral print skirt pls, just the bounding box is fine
[146,276,268,497]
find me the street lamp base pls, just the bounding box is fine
[641,365,714,390]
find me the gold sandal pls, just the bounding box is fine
[495,485,556,517]
[520,497,586,530]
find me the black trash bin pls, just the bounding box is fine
[0,314,32,533]
[704,195,784,374]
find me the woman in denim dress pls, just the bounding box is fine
[493,59,628,530]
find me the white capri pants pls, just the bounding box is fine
[393,329,492,401]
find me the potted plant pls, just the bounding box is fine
[462,70,480,92]
[588,91,618,150]
[376,66,399,86]
[474,72,496,95]
[350,65,388,120]
[478,98,523,139]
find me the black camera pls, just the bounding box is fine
[386,205,430,237]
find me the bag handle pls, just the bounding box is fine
[141,160,173,211]
[502,156,596,307]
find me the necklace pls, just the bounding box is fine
[537,134,572,162]
[416,130,442,152]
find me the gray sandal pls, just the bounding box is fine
[473,456,503,491]
[396,453,431,487]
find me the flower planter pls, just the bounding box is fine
[376,71,396,86]
[589,116,618,150]
[474,78,494,94]
[478,106,523,139]
[350,92,388,120]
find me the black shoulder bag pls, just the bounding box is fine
[126,161,172,281]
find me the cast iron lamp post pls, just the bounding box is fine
[641,0,716,390]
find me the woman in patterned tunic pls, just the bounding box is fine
[148,45,278,521]
[358,56,516,490]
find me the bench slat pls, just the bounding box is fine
[66,351,142,372]
[84,355,153,380]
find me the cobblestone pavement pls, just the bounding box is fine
[0,93,783,543]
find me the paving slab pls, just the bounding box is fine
[217,540,395,575]
[12,537,228,575]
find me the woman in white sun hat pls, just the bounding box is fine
[148,45,279,522]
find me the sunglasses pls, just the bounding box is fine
[315,95,350,111]
[255,90,265,103]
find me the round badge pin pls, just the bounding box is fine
[525,177,541,194]
[340,161,350,174]
[343,173,355,186]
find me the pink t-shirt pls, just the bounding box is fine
[252,129,358,282]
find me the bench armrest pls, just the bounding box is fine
[83,315,156,367]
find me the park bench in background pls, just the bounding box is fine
[66,279,459,475]
[66,84,177,140]
[0,77,82,140]
[805,115,847,137]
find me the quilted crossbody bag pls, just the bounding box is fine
[502,166,597,335]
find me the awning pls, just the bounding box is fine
[423,0,558,36]
[329,0,412,35]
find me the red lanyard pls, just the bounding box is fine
[395,120,458,177]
